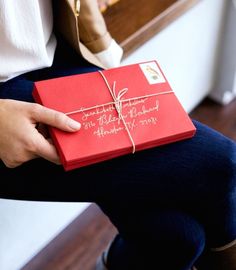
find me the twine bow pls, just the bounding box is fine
[65,70,174,154]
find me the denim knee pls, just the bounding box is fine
[191,120,236,198]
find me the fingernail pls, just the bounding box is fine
[68,119,81,130]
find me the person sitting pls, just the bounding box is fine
[0,1,236,269]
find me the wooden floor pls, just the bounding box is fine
[21,97,236,270]
[190,97,236,141]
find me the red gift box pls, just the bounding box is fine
[33,60,196,171]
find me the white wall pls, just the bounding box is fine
[122,0,227,113]
[210,0,236,104]
[0,1,232,270]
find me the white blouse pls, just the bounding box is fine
[0,0,123,83]
[0,0,56,82]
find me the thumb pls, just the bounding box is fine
[32,104,81,132]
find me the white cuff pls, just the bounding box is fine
[94,39,123,69]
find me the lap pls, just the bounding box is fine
[1,37,236,232]
[1,120,235,205]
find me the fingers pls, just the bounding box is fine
[31,104,78,164]
[36,123,49,138]
[32,104,81,132]
[35,134,61,164]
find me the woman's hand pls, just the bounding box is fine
[0,99,81,168]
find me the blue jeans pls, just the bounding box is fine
[1,38,236,270]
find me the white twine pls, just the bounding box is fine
[66,70,173,153]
